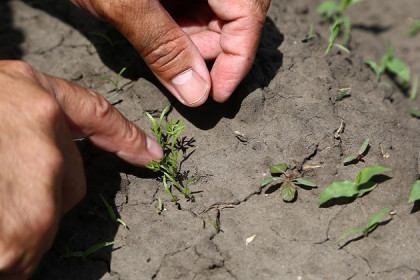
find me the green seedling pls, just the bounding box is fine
[410,110,420,117]
[407,19,420,37]
[157,198,164,214]
[302,23,317,43]
[337,88,351,101]
[99,194,127,228]
[342,138,369,164]
[408,180,420,202]
[409,75,418,102]
[208,215,221,233]
[261,163,317,202]
[97,67,127,96]
[317,0,363,53]
[62,241,115,261]
[318,166,391,205]
[336,207,391,243]
[365,44,410,84]
[145,105,194,202]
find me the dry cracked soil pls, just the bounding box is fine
[2,0,420,279]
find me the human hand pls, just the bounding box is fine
[69,0,270,105]
[0,61,163,279]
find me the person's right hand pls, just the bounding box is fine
[0,60,163,280]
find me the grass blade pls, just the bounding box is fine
[336,227,364,242]
[365,207,391,230]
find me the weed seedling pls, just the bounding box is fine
[317,0,363,53]
[408,180,420,202]
[342,138,369,164]
[410,110,420,117]
[99,194,127,229]
[157,198,164,214]
[145,105,194,203]
[302,23,317,43]
[208,215,221,233]
[62,241,115,261]
[97,67,127,99]
[409,75,418,102]
[261,163,317,202]
[318,166,391,205]
[365,44,410,84]
[336,207,391,244]
[407,19,420,37]
[337,88,351,101]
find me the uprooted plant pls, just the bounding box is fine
[261,163,317,202]
[145,105,194,204]
[318,166,391,205]
[317,0,364,53]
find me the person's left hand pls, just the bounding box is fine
[69,0,270,105]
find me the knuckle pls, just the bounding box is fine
[143,31,189,73]
[89,91,113,120]
[31,94,61,124]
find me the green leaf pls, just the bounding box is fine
[358,138,370,154]
[261,177,274,186]
[326,20,341,54]
[317,1,339,14]
[354,166,391,187]
[343,154,358,163]
[84,241,115,257]
[409,180,420,202]
[336,227,364,242]
[339,0,364,12]
[407,20,420,37]
[294,177,317,187]
[334,44,350,53]
[318,181,358,205]
[337,89,351,101]
[410,110,420,117]
[341,16,351,42]
[270,163,288,174]
[386,58,410,84]
[409,75,418,102]
[100,194,117,222]
[365,207,391,231]
[357,181,378,196]
[365,60,382,81]
[280,181,296,201]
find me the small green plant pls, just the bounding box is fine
[145,105,194,203]
[318,166,391,205]
[342,138,369,164]
[336,207,391,243]
[97,67,127,100]
[261,163,317,202]
[99,194,127,228]
[317,0,363,53]
[410,110,420,117]
[337,88,351,101]
[302,23,317,43]
[157,198,164,214]
[407,19,420,37]
[409,75,418,102]
[62,241,115,261]
[408,180,420,202]
[365,44,410,84]
[208,215,221,233]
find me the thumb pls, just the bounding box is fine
[95,0,211,107]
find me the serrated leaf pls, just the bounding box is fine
[358,138,370,154]
[357,181,378,196]
[270,163,288,174]
[280,181,296,201]
[336,227,364,242]
[365,61,382,81]
[409,75,418,102]
[294,177,317,187]
[365,207,391,230]
[343,154,358,163]
[409,180,420,202]
[354,166,390,187]
[317,1,339,14]
[318,181,358,205]
[386,58,410,84]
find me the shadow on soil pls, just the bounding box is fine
[0,1,24,59]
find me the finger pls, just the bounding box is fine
[90,0,211,107]
[208,0,270,102]
[34,71,163,167]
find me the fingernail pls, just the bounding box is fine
[171,69,209,105]
[146,135,163,160]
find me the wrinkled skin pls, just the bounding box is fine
[0,0,270,278]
